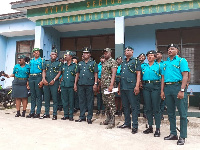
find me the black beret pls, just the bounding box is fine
[82,47,91,53]
[125,46,134,50]
[156,50,163,54]
[146,50,157,56]
[167,43,179,50]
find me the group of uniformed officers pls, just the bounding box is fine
[6,43,189,145]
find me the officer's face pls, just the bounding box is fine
[18,59,25,65]
[64,54,71,61]
[104,51,111,60]
[156,53,162,60]
[33,51,40,58]
[83,52,91,60]
[116,57,122,65]
[100,58,105,63]
[168,47,178,56]
[139,55,146,61]
[124,49,133,57]
[50,52,57,60]
[72,58,78,64]
[147,54,156,62]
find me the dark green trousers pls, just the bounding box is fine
[121,90,139,128]
[78,85,94,120]
[74,91,79,109]
[43,81,59,116]
[164,83,188,138]
[57,91,63,107]
[143,82,161,128]
[29,75,43,114]
[61,87,74,118]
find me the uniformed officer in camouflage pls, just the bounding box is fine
[118,46,141,134]
[161,44,189,145]
[26,48,45,118]
[60,50,77,121]
[40,48,62,120]
[100,48,117,129]
[74,47,98,124]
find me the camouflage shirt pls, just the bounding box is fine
[101,57,118,89]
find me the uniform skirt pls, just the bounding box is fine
[12,78,28,98]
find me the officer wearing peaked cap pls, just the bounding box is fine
[60,50,77,121]
[161,44,189,145]
[40,48,62,120]
[26,48,45,118]
[74,47,98,124]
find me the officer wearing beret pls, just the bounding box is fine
[100,48,118,129]
[141,50,162,137]
[60,50,77,121]
[161,44,189,145]
[26,48,45,118]
[118,46,141,134]
[74,47,98,124]
[40,48,62,120]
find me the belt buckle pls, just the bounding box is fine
[147,80,151,83]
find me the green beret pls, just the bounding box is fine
[138,53,146,58]
[125,46,134,50]
[18,55,26,59]
[32,48,40,52]
[146,50,157,56]
[82,47,91,53]
[167,43,179,51]
[51,48,58,53]
[65,50,73,56]
[103,48,112,53]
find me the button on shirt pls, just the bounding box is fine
[162,55,189,82]
[13,64,30,78]
[61,62,77,88]
[30,57,44,74]
[141,62,162,81]
[76,59,98,86]
[120,57,141,90]
[43,60,62,82]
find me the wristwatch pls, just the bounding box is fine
[180,88,185,92]
[94,82,97,85]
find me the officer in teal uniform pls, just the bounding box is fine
[26,48,45,118]
[155,50,165,120]
[40,48,62,120]
[74,47,98,124]
[141,50,162,137]
[60,50,77,121]
[118,46,141,134]
[161,44,189,145]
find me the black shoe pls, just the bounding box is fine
[117,124,131,129]
[96,110,100,115]
[39,114,50,119]
[164,134,178,140]
[115,110,119,115]
[61,117,69,120]
[33,114,40,118]
[15,113,21,117]
[75,118,86,122]
[131,128,138,134]
[69,118,74,121]
[87,119,92,124]
[177,137,185,145]
[138,113,141,117]
[161,116,164,120]
[21,113,25,117]
[101,110,105,115]
[26,113,35,118]
[154,129,160,137]
[143,127,153,134]
[52,115,57,120]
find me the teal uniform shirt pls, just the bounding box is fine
[120,57,141,90]
[43,60,62,82]
[76,59,98,85]
[141,62,162,81]
[13,64,30,78]
[30,57,45,74]
[162,55,189,82]
[61,62,77,88]
[98,62,102,79]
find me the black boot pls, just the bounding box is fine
[21,110,26,117]
[15,111,21,117]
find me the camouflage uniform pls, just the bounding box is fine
[101,57,118,128]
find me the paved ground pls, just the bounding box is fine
[0,105,200,150]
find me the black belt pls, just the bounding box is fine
[15,77,27,80]
[165,81,182,85]
[143,80,160,84]
[30,73,42,76]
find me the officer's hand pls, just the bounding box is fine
[93,84,97,92]
[139,81,143,89]
[134,86,140,95]
[58,86,61,92]
[49,80,55,85]
[177,91,184,99]
[38,81,43,88]
[108,85,113,92]
[161,91,165,100]
[43,79,48,86]
[27,84,30,90]
[74,84,77,92]
[117,90,121,95]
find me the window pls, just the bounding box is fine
[156,27,200,84]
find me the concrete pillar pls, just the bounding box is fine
[115,16,125,59]
[34,26,44,56]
